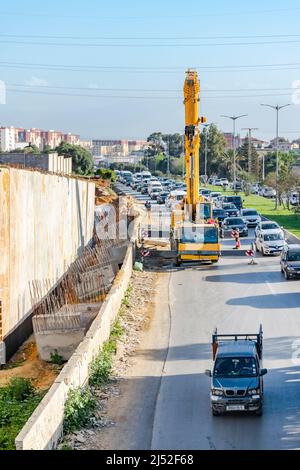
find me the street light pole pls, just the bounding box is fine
[203,124,209,186]
[221,114,248,189]
[166,135,170,177]
[261,103,291,209]
[242,127,258,175]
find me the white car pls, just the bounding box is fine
[255,230,286,256]
[240,209,261,227]
[165,190,186,209]
[290,192,299,206]
[262,187,276,198]
[255,220,283,237]
[150,188,162,200]
[220,178,229,187]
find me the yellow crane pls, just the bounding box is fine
[170,70,221,266]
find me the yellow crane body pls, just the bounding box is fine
[170,70,221,265]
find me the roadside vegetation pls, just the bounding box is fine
[0,377,46,450]
[61,285,132,443]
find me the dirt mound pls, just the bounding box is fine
[0,336,61,391]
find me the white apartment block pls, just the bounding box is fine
[0,126,16,151]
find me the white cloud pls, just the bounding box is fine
[25,76,49,87]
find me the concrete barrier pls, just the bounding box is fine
[15,231,137,450]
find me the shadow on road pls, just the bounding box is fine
[206,271,283,284]
[135,342,212,362]
[227,292,300,309]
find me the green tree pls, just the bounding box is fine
[238,137,259,177]
[109,162,147,173]
[43,144,53,154]
[56,142,94,175]
[20,144,41,154]
[199,124,226,176]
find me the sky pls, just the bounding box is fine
[0,0,300,142]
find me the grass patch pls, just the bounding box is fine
[0,378,45,450]
[207,185,300,239]
[50,350,65,366]
[89,318,125,387]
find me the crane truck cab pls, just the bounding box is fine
[205,325,267,416]
[174,222,220,265]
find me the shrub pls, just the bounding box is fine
[7,377,34,401]
[50,350,65,365]
[64,388,96,433]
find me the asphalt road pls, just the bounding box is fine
[103,183,300,450]
[151,256,300,450]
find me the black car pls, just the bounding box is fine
[157,191,169,204]
[213,208,227,225]
[221,217,248,238]
[222,203,239,217]
[280,244,300,280]
[141,185,149,195]
[222,195,243,211]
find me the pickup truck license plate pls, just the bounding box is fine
[226,405,245,411]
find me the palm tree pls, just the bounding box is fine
[220,149,243,179]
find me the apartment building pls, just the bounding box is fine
[0,124,81,151]
[223,132,241,149]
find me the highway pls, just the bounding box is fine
[102,183,300,450]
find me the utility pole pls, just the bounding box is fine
[242,127,258,175]
[262,152,265,181]
[203,124,209,186]
[166,135,170,178]
[221,114,247,189]
[261,103,291,209]
[180,133,185,179]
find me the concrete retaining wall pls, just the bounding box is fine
[15,237,135,450]
[0,167,95,362]
[0,152,72,175]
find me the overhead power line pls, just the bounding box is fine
[1,33,300,40]
[0,7,298,19]
[1,61,300,74]
[1,39,300,47]
[7,83,298,94]
[5,87,295,100]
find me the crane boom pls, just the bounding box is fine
[170,69,220,266]
[184,70,201,219]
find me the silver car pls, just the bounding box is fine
[240,209,261,227]
[255,220,283,237]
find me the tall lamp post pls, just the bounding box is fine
[261,103,291,209]
[221,114,248,188]
[203,124,209,186]
[242,127,258,175]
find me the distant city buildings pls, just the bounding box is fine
[0,125,80,152]
[223,132,241,149]
[240,137,269,149]
[92,139,147,165]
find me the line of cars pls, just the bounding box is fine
[209,192,261,239]
[116,170,187,204]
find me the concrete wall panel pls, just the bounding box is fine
[0,167,95,348]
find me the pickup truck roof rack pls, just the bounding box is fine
[212,324,263,360]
